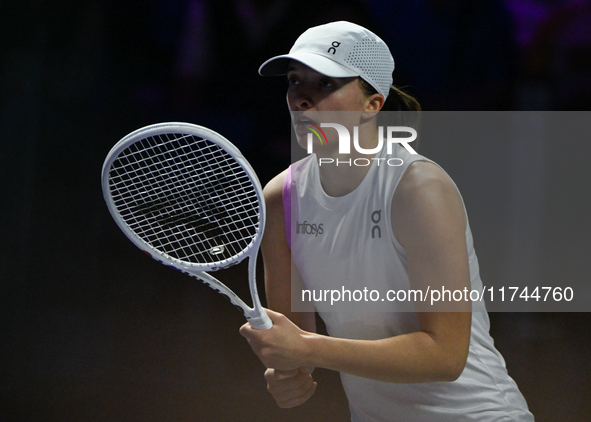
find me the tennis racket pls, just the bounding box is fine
[101,122,272,329]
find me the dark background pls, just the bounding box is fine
[1,0,590,421]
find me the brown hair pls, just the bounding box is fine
[359,78,421,149]
[358,79,421,112]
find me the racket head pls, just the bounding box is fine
[101,123,266,272]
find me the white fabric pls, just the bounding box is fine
[289,144,534,422]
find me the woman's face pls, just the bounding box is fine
[286,61,373,149]
[286,61,367,113]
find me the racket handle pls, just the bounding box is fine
[249,310,273,330]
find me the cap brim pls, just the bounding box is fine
[259,51,359,78]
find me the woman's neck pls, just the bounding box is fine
[315,123,380,197]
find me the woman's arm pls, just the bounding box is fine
[261,169,316,333]
[255,169,317,408]
[241,161,471,383]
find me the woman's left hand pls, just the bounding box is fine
[240,309,312,370]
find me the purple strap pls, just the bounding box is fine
[282,166,292,249]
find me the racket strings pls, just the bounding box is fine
[108,133,260,264]
[115,144,252,224]
[112,139,257,261]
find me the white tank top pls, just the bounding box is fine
[287,144,534,422]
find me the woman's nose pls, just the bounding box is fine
[288,87,313,111]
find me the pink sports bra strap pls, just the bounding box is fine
[282,166,292,249]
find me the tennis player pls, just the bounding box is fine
[240,21,534,421]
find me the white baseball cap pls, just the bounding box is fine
[259,21,394,99]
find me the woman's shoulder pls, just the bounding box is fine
[262,168,291,247]
[263,168,289,205]
[263,154,312,210]
[263,167,289,217]
[396,160,458,201]
[392,160,466,247]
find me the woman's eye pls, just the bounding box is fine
[320,79,334,88]
[287,77,299,86]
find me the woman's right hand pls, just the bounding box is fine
[264,367,317,408]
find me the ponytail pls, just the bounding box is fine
[358,78,421,112]
[358,78,421,149]
[383,85,421,112]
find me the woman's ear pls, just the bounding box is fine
[362,93,384,119]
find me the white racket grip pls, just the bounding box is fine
[249,310,273,330]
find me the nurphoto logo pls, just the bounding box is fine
[304,123,417,167]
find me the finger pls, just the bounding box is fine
[263,308,288,324]
[264,368,300,381]
[265,368,309,386]
[267,370,313,394]
[276,381,317,409]
[263,308,281,317]
[239,322,253,339]
[239,323,249,338]
[273,376,315,407]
